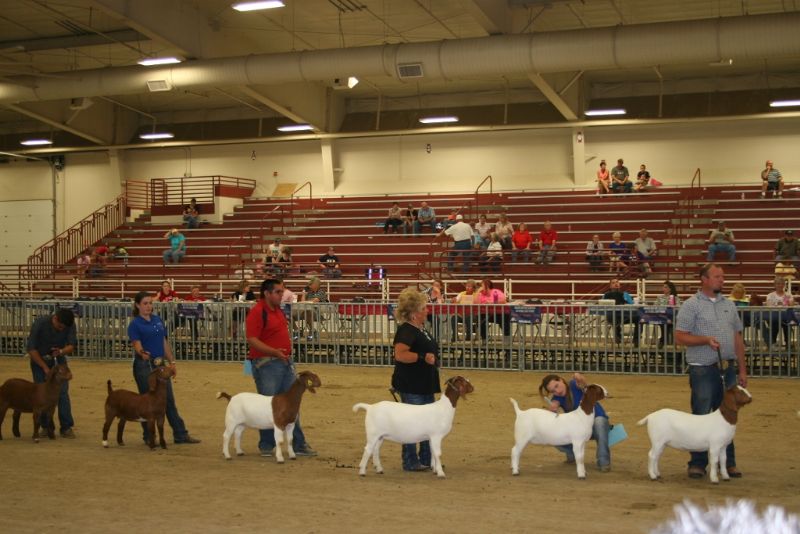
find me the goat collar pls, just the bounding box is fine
[444,377,470,408]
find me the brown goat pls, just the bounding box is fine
[0,363,73,442]
[102,365,175,450]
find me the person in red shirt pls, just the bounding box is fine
[94,243,110,266]
[155,280,179,302]
[511,223,533,263]
[536,220,558,265]
[180,285,206,339]
[183,285,207,302]
[244,278,316,457]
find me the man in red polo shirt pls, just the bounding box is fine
[536,220,558,265]
[245,278,316,457]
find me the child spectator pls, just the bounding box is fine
[634,164,651,192]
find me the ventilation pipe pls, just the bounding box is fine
[0,13,798,104]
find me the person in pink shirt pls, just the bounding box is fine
[535,220,558,265]
[511,223,533,263]
[597,160,610,196]
[475,278,510,341]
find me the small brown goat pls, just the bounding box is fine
[0,363,73,442]
[102,365,175,450]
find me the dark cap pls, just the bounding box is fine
[785,230,794,235]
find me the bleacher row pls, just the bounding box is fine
[35,183,799,301]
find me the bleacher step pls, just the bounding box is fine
[671,218,713,225]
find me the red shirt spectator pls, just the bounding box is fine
[183,286,207,302]
[156,281,179,302]
[540,228,558,246]
[245,298,291,360]
[511,228,533,250]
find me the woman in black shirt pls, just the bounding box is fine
[392,287,440,472]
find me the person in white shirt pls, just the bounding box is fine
[494,213,514,250]
[474,214,492,248]
[634,228,657,276]
[442,214,474,273]
[483,233,503,273]
[763,276,794,347]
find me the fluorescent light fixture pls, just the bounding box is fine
[232,1,285,11]
[769,99,800,108]
[347,76,359,89]
[139,132,175,140]
[20,139,53,146]
[709,58,733,67]
[418,115,459,124]
[584,108,627,117]
[137,57,182,67]
[277,124,314,132]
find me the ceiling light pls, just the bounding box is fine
[709,59,733,67]
[277,124,314,132]
[146,80,173,92]
[769,99,800,108]
[139,132,175,140]
[137,57,182,67]
[232,1,285,11]
[584,108,627,117]
[20,139,53,146]
[419,116,459,124]
[347,76,359,89]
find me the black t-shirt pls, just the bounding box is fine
[391,322,441,395]
[603,290,627,305]
[405,208,418,220]
[318,254,340,266]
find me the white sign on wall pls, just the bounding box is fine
[0,200,54,265]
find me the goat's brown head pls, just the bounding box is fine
[725,385,753,409]
[297,371,321,393]
[47,363,73,383]
[147,365,176,392]
[579,384,608,415]
[445,376,474,400]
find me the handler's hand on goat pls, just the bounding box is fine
[424,353,436,365]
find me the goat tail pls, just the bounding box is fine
[636,416,648,427]
[509,398,521,415]
[107,379,113,395]
[352,403,370,413]
[216,391,232,402]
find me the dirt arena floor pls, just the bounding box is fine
[0,356,797,534]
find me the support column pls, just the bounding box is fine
[571,128,587,187]
[320,139,337,193]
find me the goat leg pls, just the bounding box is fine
[285,422,296,460]
[32,411,41,443]
[45,407,56,439]
[116,418,126,446]
[430,436,445,478]
[358,438,375,476]
[510,442,525,476]
[372,438,384,474]
[12,410,21,438]
[709,447,720,484]
[719,446,730,482]
[273,427,286,463]
[573,440,587,480]
[102,416,112,447]
[0,404,7,440]
[146,420,157,450]
[156,415,166,449]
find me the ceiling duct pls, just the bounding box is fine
[0,13,798,105]
[397,63,424,79]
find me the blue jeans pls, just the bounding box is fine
[163,249,185,263]
[611,181,632,193]
[251,358,307,452]
[398,392,434,469]
[30,360,73,433]
[537,245,555,264]
[183,215,199,229]
[414,219,437,234]
[511,249,530,263]
[688,364,736,469]
[448,239,473,272]
[556,415,610,467]
[133,358,189,441]
[707,243,736,261]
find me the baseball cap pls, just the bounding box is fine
[456,214,463,220]
[785,230,794,235]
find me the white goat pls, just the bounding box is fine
[510,384,607,479]
[217,370,320,463]
[353,376,473,478]
[637,385,752,484]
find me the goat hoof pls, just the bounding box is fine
[376,470,384,475]
[237,452,244,457]
[34,438,39,443]
[102,440,108,448]
[359,473,366,477]
[577,476,586,481]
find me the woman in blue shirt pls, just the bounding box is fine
[538,372,610,472]
[127,290,199,445]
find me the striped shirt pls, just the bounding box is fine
[763,168,782,182]
[676,291,742,365]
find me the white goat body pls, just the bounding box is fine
[219,392,296,463]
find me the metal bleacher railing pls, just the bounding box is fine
[1,297,797,378]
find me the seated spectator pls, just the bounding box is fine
[414,201,437,234]
[162,228,186,264]
[535,220,557,265]
[610,158,632,193]
[652,280,680,346]
[384,202,403,234]
[423,280,445,301]
[182,198,200,229]
[775,230,799,265]
[403,203,418,235]
[451,279,477,341]
[443,209,459,229]
[607,232,629,274]
[180,284,206,339]
[88,250,104,278]
[601,278,639,345]
[706,221,736,262]
[156,280,180,302]
[267,238,283,263]
[318,246,342,279]
[183,285,206,302]
[766,276,794,307]
[596,160,610,196]
[281,286,298,305]
[729,283,749,307]
[762,276,794,347]
[76,251,91,277]
[111,245,129,264]
[761,159,784,198]
[494,213,513,250]
[483,233,503,273]
[301,276,329,339]
[634,228,657,276]
[231,280,256,337]
[476,278,511,342]
[274,247,295,278]
[585,234,605,272]
[511,223,533,263]
[633,164,651,192]
[474,214,492,248]
[94,242,110,266]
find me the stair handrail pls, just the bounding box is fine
[474,175,493,214]
[289,181,313,227]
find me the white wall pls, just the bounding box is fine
[61,152,122,231]
[0,160,52,201]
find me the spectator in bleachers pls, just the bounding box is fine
[634,164,651,192]
[414,202,437,234]
[653,280,680,346]
[511,222,533,263]
[585,234,605,272]
[474,214,492,248]
[94,242,110,266]
[424,280,445,302]
[761,159,784,198]
[483,233,503,273]
[706,221,736,262]
[182,198,200,229]
[112,244,129,264]
[766,276,794,307]
[184,285,206,302]
[634,228,657,276]
[76,251,91,277]
[274,247,295,277]
[318,246,342,279]
[267,237,283,263]
[729,283,749,307]
[231,280,256,338]
[494,213,513,249]
[535,220,557,265]
[300,276,329,340]
[775,230,799,264]
[156,280,180,302]
[762,276,794,347]
[476,278,511,342]
[610,158,632,193]
[596,160,610,196]
[88,250,104,278]
[384,202,403,233]
[602,278,640,345]
[608,231,629,274]
[403,203,418,235]
[442,214,473,273]
[181,284,206,340]
[162,228,186,264]
[443,209,459,229]
[452,279,477,341]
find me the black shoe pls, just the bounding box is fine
[727,467,743,478]
[174,435,201,444]
[294,445,317,457]
[687,466,705,479]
